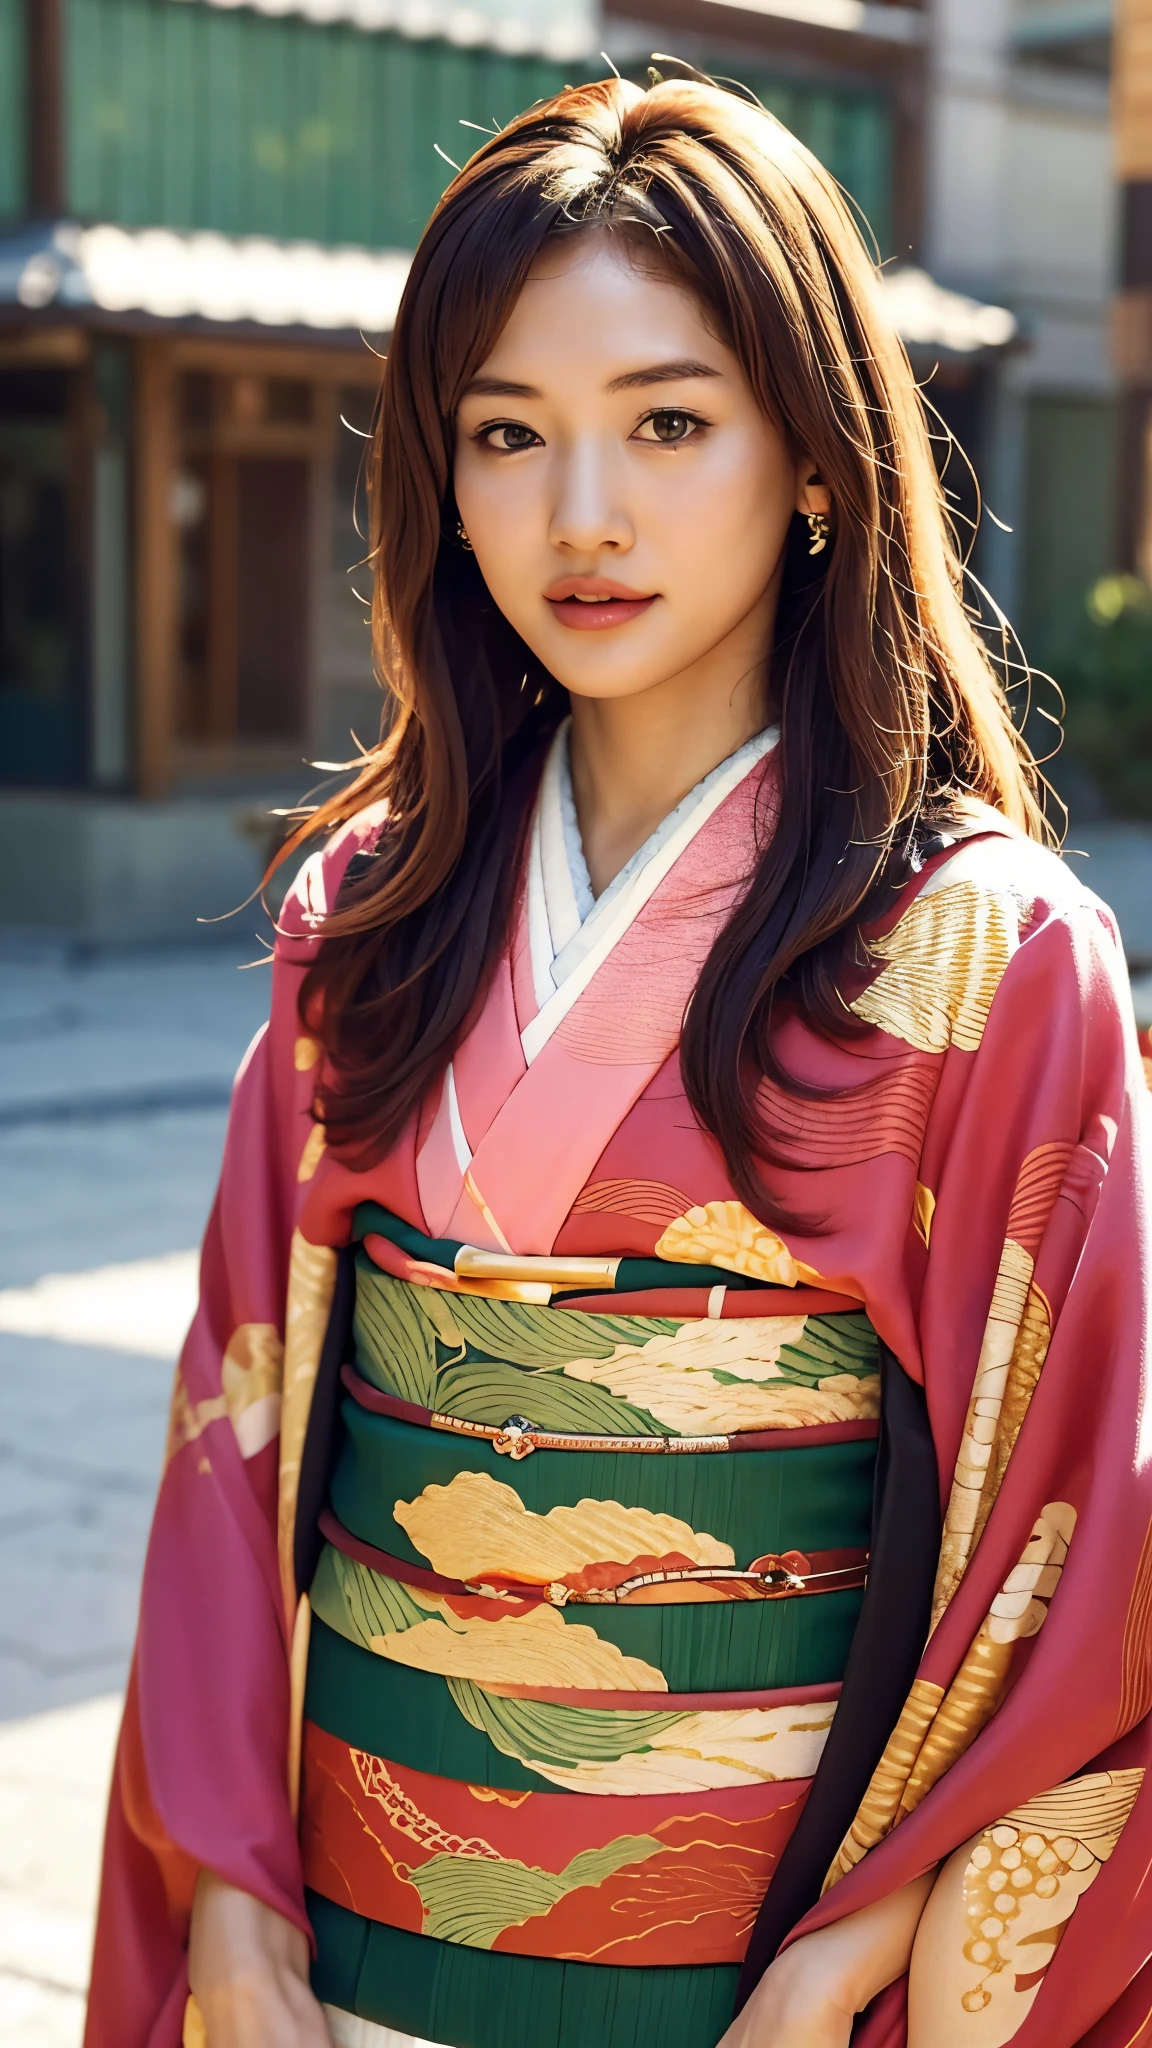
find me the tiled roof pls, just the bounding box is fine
[169,0,597,60]
[881,265,1018,356]
[0,222,411,334]
[0,225,1017,359]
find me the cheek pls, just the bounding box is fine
[712,431,795,534]
[453,507,525,624]
[648,446,792,592]
[454,465,539,581]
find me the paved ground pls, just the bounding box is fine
[1,826,1151,2046]
[0,933,271,2046]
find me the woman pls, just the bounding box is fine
[86,74,1152,2048]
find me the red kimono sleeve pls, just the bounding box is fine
[794,857,1152,2046]
[84,817,378,2048]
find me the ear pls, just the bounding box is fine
[795,460,832,519]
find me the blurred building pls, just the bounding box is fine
[927,0,1117,666]
[0,0,597,936]
[0,0,1116,937]
[1117,0,1152,573]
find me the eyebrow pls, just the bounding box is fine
[462,376,541,399]
[461,358,723,402]
[607,358,722,393]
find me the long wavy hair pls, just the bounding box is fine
[293,73,1048,1206]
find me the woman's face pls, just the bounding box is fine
[453,234,824,710]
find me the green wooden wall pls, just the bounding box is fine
[66,0,581,245]
[64,0,894,256]
[0,0,26,220]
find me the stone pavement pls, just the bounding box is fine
[0,933,271,2046]
[0,1696,123,2046]
[2,828,1152,2047]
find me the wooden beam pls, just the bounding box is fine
[205,418,331,459]
[1115,1,1152,565]
[0,325,88,367]
[135,338,178,797]
[169,336,383,386]
[207,453,239,744]
[1117,0,1152,184]
[1115,291,1152,381]
[27,0,64,216]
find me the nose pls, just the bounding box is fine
[547,433,634,556]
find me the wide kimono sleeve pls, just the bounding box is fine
[784,842,1152,2048]
[84,818,376,2048]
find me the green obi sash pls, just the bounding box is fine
[305,1212,879,2048]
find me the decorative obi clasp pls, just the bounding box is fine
[478,1412,729,1457]
[545,1554,810,1605]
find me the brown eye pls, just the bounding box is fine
[637,410,701,444]
[484,422,540,451]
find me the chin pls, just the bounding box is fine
[547,640,675,701]
[557,667,668,702]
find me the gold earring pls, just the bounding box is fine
[456,519,473,552]
[807,510,830,556]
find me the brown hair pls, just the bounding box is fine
[294,74,1047,1204]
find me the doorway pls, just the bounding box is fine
[235,455,309,741]
[0,369,83,786]
[174,369,317,765]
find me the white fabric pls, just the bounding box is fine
[525,734,571,1011]
[445,1063,472,1172]
[521,719,778,1067]
[555,735,595,927]
[323,2006,446,2048]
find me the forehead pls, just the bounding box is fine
[475,234,727,378]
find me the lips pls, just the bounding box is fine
[544,576,658,632]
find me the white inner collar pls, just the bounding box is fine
[525,717,778,1022]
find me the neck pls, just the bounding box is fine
[567,614,773,899]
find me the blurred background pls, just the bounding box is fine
[0,0,1149,2041]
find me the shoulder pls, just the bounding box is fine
[852,817,1125,1057]
[274,802,390,955]
[910,822,1120,960]
[917,826,1117,949]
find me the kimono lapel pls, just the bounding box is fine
[414,955,526,1242]
[521,728,776,1066]
[426,740,778,1254]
